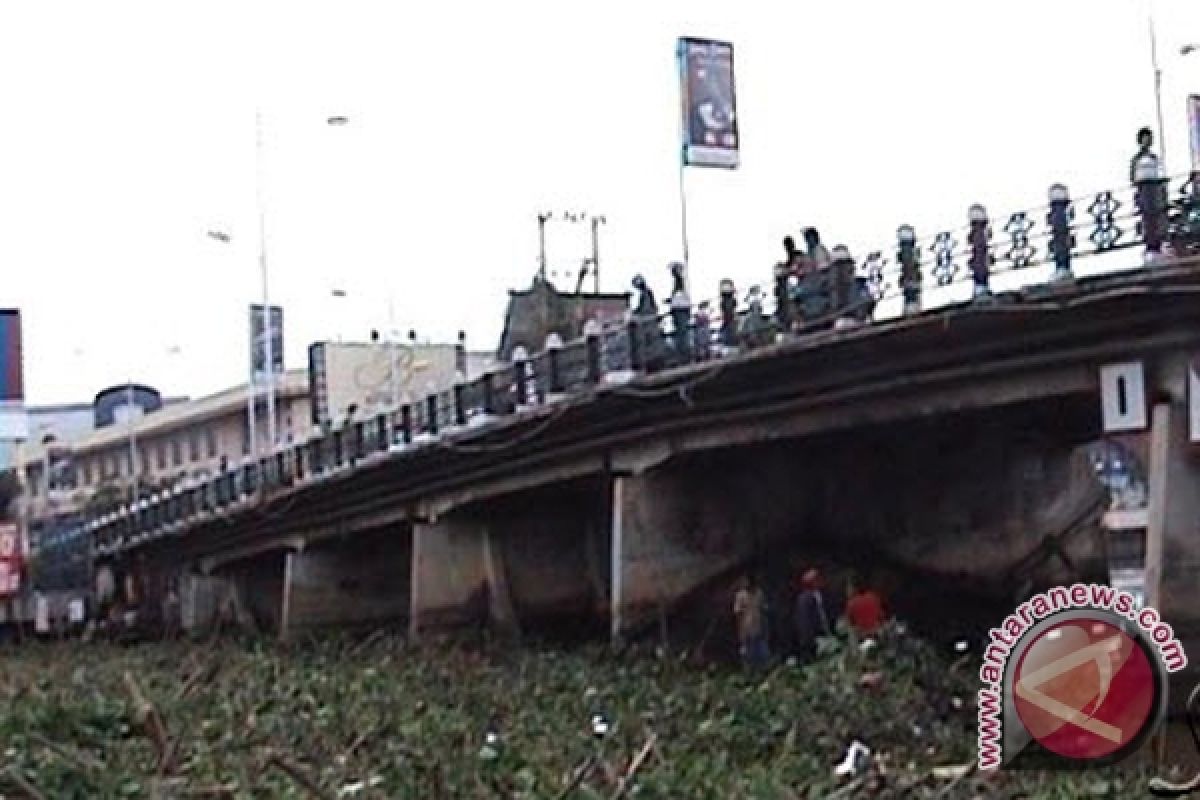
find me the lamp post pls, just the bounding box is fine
[1150,11,1168,174]
[253,110,279,458]
[207,229,259,457]
[212,113,350,457]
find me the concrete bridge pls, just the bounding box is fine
[80,175,1200,653]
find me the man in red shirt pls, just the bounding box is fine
[844,577,885,636]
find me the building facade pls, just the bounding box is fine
[308,338,494,428]
[15,370,311,553]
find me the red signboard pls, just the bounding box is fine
[0,522,22,596]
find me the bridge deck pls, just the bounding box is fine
[98,262,1200,563]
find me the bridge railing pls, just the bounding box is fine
[85,171,1200,557]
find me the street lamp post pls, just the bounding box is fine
[1150,12,1168,173]
[212,113,350,457]
[254,110,278,458]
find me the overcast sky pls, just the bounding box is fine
[2,0,1198,404]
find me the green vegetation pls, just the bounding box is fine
[0,629,1154,798]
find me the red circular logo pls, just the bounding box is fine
[1013,617,1157,761]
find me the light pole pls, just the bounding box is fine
[254,110,278,458]
[1150,11,1168,173]
[207,229,258,458]
[213,113,350,457]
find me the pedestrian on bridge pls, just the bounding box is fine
[693,301,713,360]
[631,274,658,319]
[667,261,692,362]
[1130,127,1160,186]
[804,227,832,270]
[631,274,665,370]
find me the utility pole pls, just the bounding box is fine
[537,212,552,282]
[590,214,606,294]
[125,381,139,500]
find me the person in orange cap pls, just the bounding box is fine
[794,567,832,662]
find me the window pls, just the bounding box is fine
[171,438,182,467]
[82,461,92,485]
[241,418,251,455]
[206,428,217,458]
[156,442,166,470]
[188,432,200,462]
[121,450,131,476]
[26,466,39,497]
[105,454,116,479]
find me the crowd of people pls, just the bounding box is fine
[625,225,871,369]
[620,127,1200,365]
[731,568,886,669]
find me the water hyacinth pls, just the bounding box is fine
[0,631,1161,798]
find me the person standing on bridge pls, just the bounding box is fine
[632,274,658,320]
[733,573,769,668]
[804,227,832,270]
[667,261,692,362]
[1129,127,1161,185]
[693,301,713,360]
[632,273,664,369]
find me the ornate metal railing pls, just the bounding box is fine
[84,171,1200,558]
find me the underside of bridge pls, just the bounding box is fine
[609,392,1109,646]
[393,391,1113,650]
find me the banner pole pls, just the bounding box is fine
[678,153,691,292]
[675,39,692,294]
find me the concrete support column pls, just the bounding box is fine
[608,469,752,644]
[1145,402,1170,612]
[1146,396,1200,626]
[180,571,230,633]
[410,515,516,639]
[279,529,411,639]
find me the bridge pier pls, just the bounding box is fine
[409,516,516,639]
[609,467,761,644]
[282,527,412,638]
[1142,355,1200,642]
[410,475,611,641]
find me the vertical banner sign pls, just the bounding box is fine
[1189,95,1200,172]
[249,304,284,381]
[678,37,739,169]
[0,310,22,402]
[0,310,27,441]
[308,342,329,426]
[0,522,21,596]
